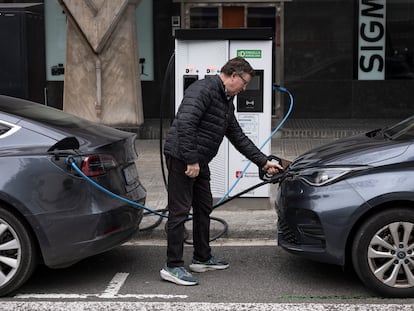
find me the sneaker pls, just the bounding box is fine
[189,256,229,273]
[160,264,198,286]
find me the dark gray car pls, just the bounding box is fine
[0,95,146,296]
[276,115,414,297]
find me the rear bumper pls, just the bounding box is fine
[35,204,144,268]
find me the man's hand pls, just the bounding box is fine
[185,163,200,178]
[262,160,283,175]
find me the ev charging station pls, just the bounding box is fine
[174,28,273,202]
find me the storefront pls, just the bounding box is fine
[0,0,412,120]
[173,0,413,119]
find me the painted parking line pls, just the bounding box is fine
[13,293,188,300]
[99,272,129,298]
[10,271,412,311]
[14,272,188,300]
[8,273,414,310]
[1,302,414,311]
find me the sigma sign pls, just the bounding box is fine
[358,0,386,80]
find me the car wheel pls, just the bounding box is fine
[352,208,414,297]
[0,208,38,296]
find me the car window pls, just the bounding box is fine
[0,123,10,136]
[0,120,22,139]
[383,115,414,140]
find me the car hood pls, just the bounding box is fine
[289,132,411,170]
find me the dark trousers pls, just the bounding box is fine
[166,156,213,267]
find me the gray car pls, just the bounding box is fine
[0,95,146,296]
[275,115,414,297]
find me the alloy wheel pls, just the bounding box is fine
[367,221,414,288]
[0,219,21,287]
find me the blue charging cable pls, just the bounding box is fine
[66,157,170,219]
[215,84,294,206]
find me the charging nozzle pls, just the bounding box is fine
[65,155,82,171]
[65,155,75,165]
[259,155,285,183]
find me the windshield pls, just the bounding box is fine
[383,115,414,140]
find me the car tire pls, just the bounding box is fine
[352,208,414,297]
[0,208,38,296]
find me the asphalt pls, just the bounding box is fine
[131,118,399,243]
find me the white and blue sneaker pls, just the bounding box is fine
[160,264,198,286]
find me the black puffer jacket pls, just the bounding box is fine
[164,75,268,168]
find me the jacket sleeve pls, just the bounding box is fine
[225,112,268,168]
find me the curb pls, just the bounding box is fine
[131,209,278,242]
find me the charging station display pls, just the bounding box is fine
[237,71,264,113]
[174,29,273,199]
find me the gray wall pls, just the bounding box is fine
[284,0,414,119]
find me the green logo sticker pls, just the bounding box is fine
[237,50,262,58]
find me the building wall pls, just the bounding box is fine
[1,0,412,120]
[141,0,179,119]
[0,3,46,104]
[284,0,413,119]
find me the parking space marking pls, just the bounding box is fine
[99,272,129,298]
[14,272,188,300]
[14,293,188,300]
[2,302,414,310]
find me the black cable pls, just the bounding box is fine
[142,56,292,241]
[159,53,175,191]
[139,53,175,232]
[138,208,169,231]
[183,216,229,245]
[156,52,229,242]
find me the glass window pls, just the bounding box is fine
[45,1,66,82]
[385,1,414,80]
[136,0,154,81]
[286,0,414,81]
[45,1,154,81]
[384,115,414,140]
[358,0,414,80]
[247,7,276,30]
[285,0,354,81]
[0,123,11,136]
[190,7,218,28]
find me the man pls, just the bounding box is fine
[161,57,282,285]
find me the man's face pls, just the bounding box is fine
[226,72,251,96]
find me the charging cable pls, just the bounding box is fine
[65,84,293,242]
[215,84,294,206]
[65,84,293,217]
[66,156,171,219]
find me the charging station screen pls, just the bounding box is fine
[246,75,260,90]
[237,70,263,112]
[183,75,198,91]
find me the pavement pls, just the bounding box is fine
[131,118,399,243]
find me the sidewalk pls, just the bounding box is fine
[131,118,399,242]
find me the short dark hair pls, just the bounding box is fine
[221,57,255,77]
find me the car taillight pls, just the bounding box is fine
[81,155,117,177]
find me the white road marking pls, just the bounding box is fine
[1,302,414,311]
[99,272,129,298]
[14,293,188,300]
[14,272,188,300]
[13,293,92,299]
